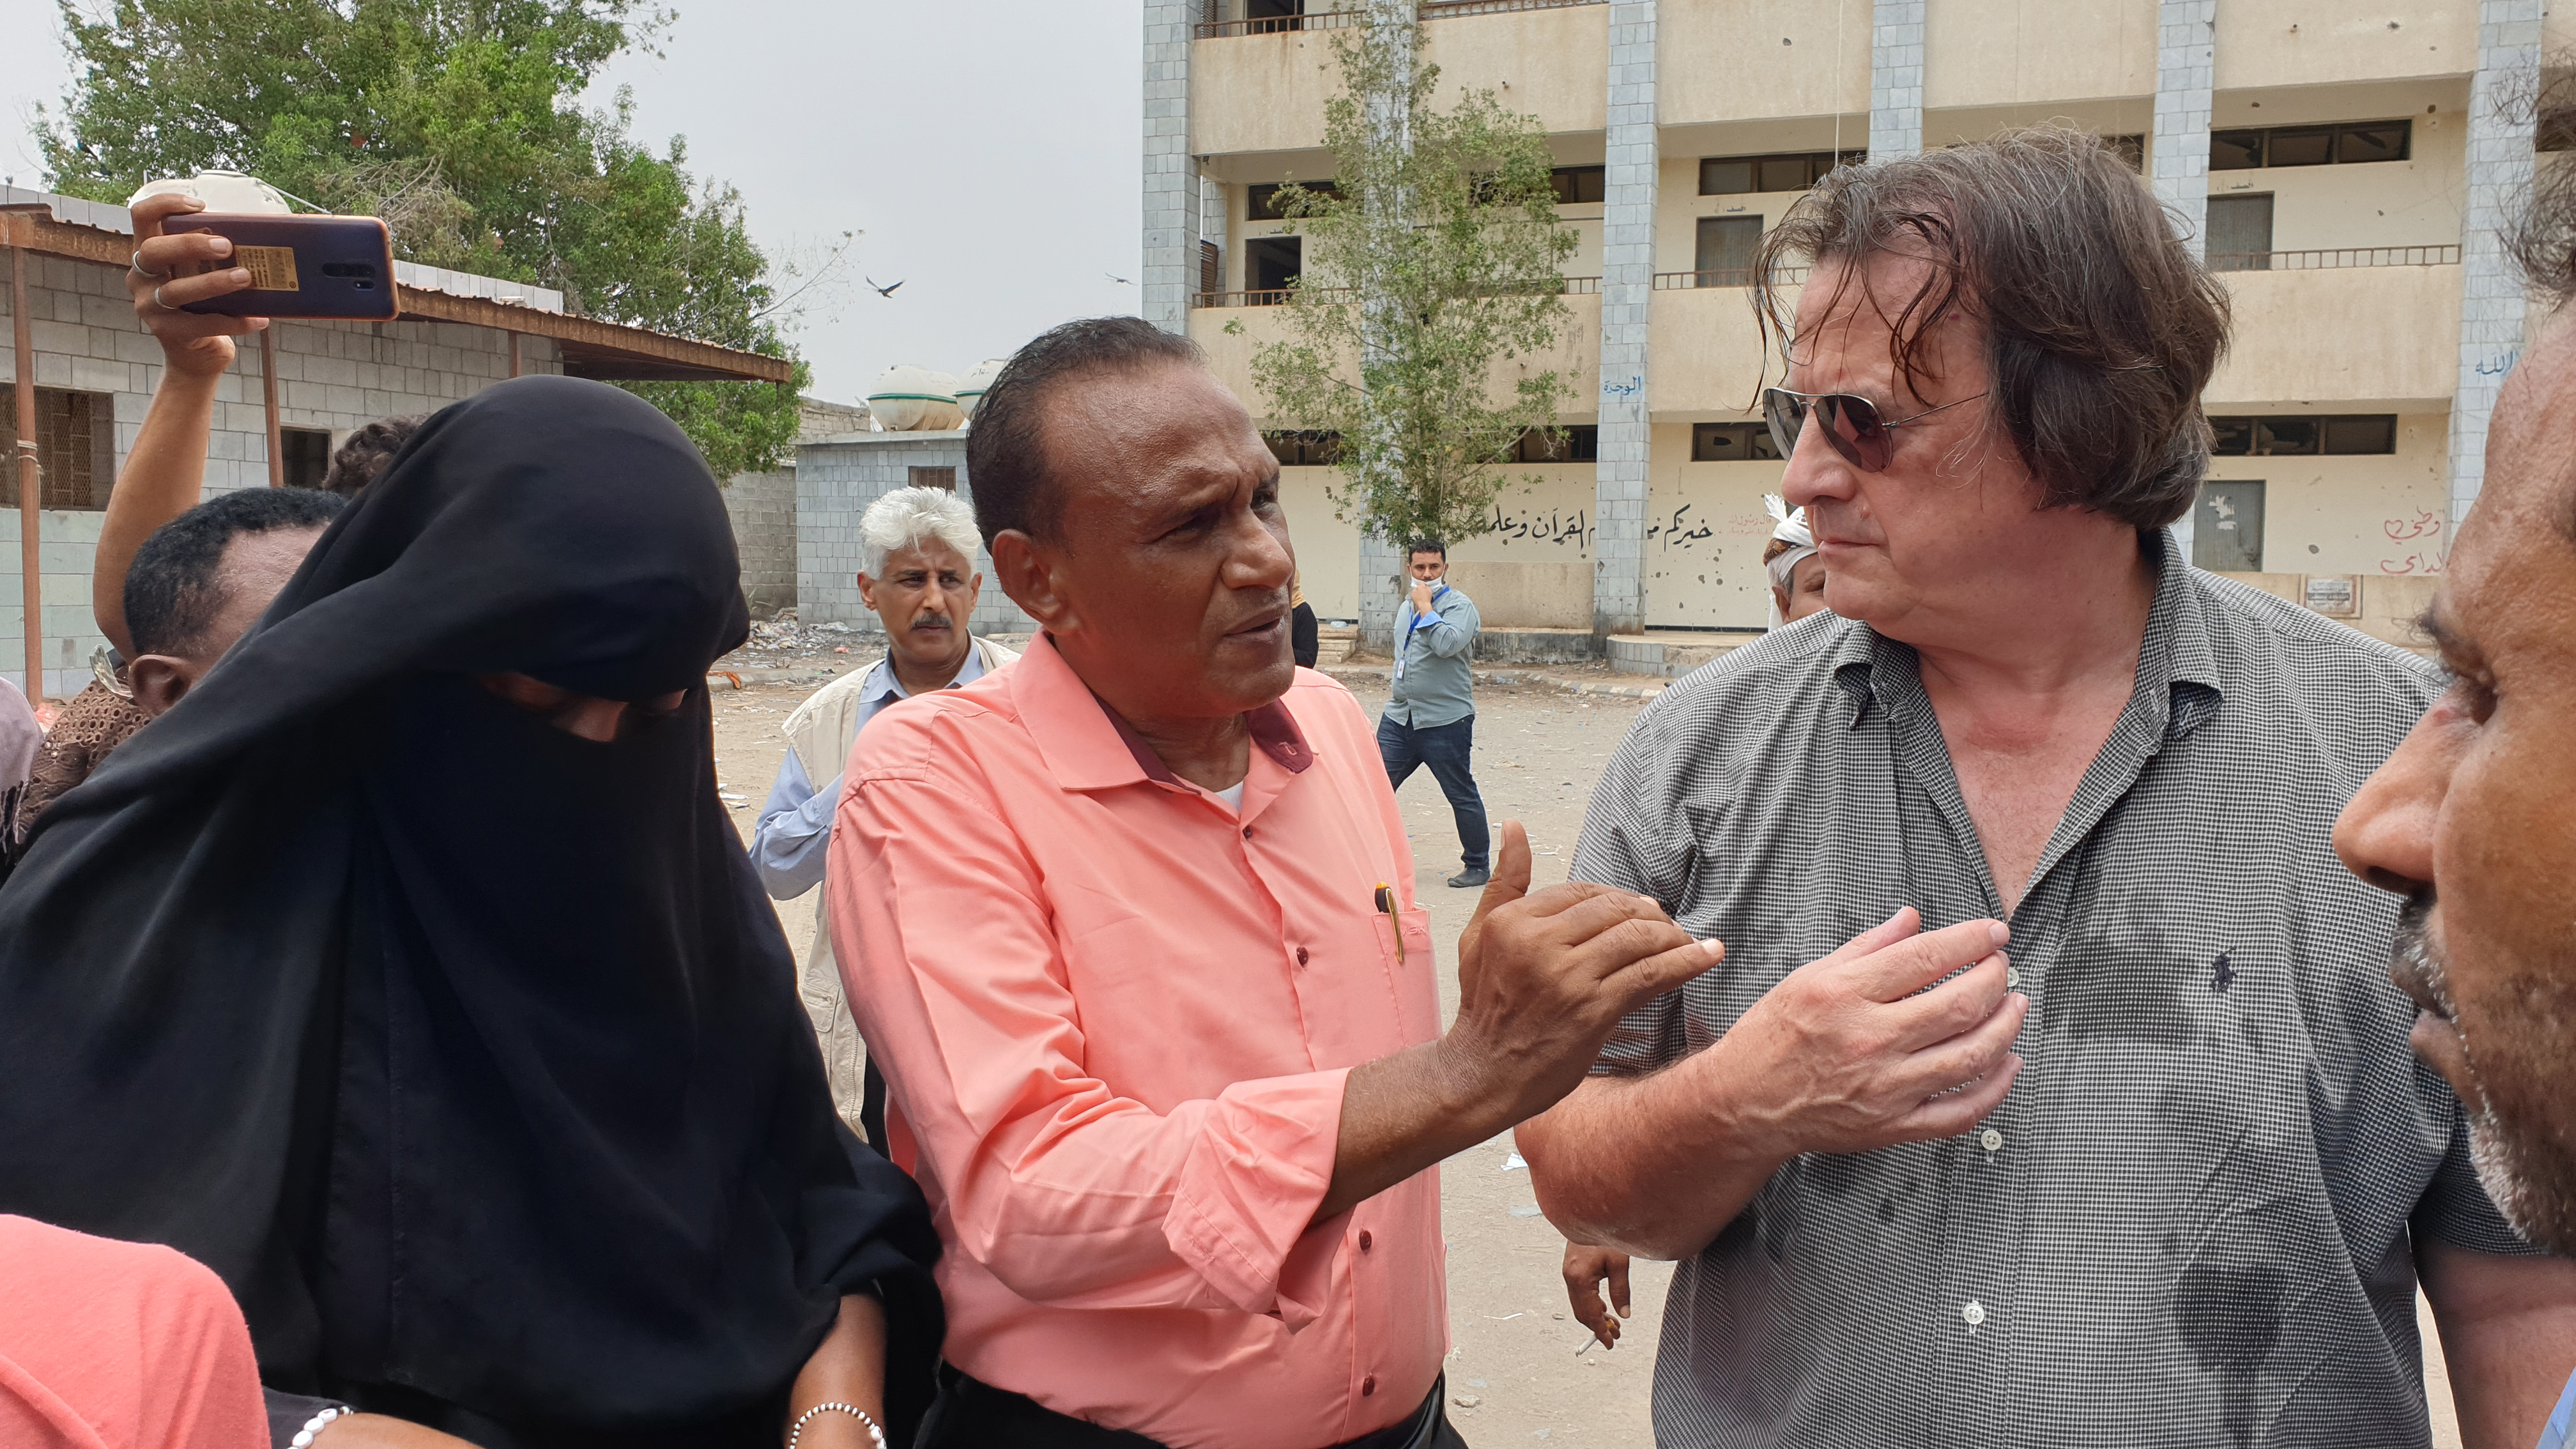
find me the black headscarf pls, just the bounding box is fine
[0,377,940,1446]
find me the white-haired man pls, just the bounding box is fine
[751,485,1020,1148]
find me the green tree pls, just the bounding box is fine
[1232,8,1580,548]
[34,0,808,475]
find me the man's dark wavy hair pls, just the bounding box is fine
[1754,126,2232,530]
[323,415,422,496]
[965,316,1203,544]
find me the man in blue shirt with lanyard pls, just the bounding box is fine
[1379,537,1491,888]
[2333,124,2576,1448]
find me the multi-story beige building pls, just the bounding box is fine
[1146,0,2554,661]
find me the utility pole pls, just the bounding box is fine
[5,213,45,706]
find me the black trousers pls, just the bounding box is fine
[1376,715,1490,872]
[916,1366,1468,1449]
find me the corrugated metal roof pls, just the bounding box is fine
[0,184,565,312]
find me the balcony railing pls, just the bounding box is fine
[1652,266,1811,289]
[1195,0,1601,39]
[1195,8,1362,38]
[2209,245,2462,272]
[1193,276,1598,307]
[1421,0,1606,17]
[1194,288,1314,307]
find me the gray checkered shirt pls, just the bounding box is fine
[1575,533,2534,1448]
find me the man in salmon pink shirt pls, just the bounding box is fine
[826,317,1722,1449]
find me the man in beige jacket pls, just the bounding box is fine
[749,485,1018,1148]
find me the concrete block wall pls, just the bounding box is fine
[722,469,799,617]
[0,250,561,694]
[1143,0,1195,333]
[1870,0,1926,160]
[1594,0,1658,640]
[793,433,1038,640]
[2449,0,2543,528]
[2154,0,2218,562]
[2152,0,2216,263]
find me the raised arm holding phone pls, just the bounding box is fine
[96,191,268,660]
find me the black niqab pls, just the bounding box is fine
[0,377,940,1445]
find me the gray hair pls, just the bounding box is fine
[859,486,983,578]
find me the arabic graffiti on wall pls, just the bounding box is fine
[2379,509,2445,576]
[1648,503,1770,551]
[1485,503,1596,552]
[1478,501,1777,555]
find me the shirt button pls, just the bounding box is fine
[2006,967,2022,989]
[1358,1230,1373,1252]
[1979,1128,2004,1153]
[1296,946,1310,966]
[1362,1376,1377,1397]
[1241,826,1254,839]
[1962,1300,1987,1328]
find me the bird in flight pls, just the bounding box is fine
[1105,272,1133,286]
[866,277,903,298]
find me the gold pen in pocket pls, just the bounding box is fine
[1374,882,1405,964]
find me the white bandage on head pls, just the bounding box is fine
[1763,494,1816,596]
[1764,493,1813,548]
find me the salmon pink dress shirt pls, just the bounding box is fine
[828,633,1445,1449]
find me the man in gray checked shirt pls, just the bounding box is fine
[1520,132,2576,1446]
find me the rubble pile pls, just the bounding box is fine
[714,609,878,683]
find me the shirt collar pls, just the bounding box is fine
[1011,632,1313,793]
[1828,528,2223,739]
[863,638,988,705]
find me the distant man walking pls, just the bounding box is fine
[751,485,1018,1147]
[1380,539,1490,887]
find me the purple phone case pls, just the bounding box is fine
[162,214,399,322]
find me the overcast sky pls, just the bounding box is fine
[0,0,1149,404]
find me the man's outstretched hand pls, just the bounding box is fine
[1319,821,1722,1222]
[1441,821,1722,1135]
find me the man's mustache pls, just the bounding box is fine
[2391,889,2451,1018]
[907,613,953,631]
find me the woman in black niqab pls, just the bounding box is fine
[0,376,940,1447]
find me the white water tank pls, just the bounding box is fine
[954,358,1008,420]
[866,365,962,432]
[128,171,293,215]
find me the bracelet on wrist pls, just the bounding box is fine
[290,1405,346,1447]
[787,1400,885,1449]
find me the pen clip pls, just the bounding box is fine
[1374,882,1404,964]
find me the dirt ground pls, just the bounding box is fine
[709,664,2462,1448]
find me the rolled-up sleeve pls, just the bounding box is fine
[828,752,1350,1328]
[1419,594,1479,659]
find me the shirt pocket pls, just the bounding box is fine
[1366,905,1439,1047]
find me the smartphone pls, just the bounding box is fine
[161,213,399,322]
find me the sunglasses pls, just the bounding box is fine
[1762,387,1988,473]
